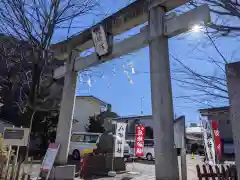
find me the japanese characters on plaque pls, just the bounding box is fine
[114,122,127,157]
[91,25,109,56]
[135,125,145,157]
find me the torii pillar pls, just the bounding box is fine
[226,62,240,179]
[149,4,179,180]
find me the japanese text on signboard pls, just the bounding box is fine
[202,118,216,165]
[114,122,127,157]
[91,25,109,56]
[212,121,221,161]
[135,125,145,157]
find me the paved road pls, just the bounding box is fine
[19,154,203,179]
[74,155,204,180]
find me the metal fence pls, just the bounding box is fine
[196,164,237,180]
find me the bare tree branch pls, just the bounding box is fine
[0,0,99,126]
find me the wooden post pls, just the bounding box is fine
[12,145,20,179]
[4,146,12,180]
[10,152,18,180]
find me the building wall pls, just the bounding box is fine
[115,116,185,148]
[207,113,232,141]
[201,112,234,155]
[118,116,153,136]
[72,98,103,132]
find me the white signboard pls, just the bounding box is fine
[201,117,216,165]
[114,122,127,157]
[91,25,109,56]
[3,127,29,146]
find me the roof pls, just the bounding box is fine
[112,115,152,121]
[76,95,109,106]
[199,106,229,116]
[199,106,229,112]
[113,115,185,122]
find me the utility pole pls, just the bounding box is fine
[140,96,144,115]
[149,4,179,179]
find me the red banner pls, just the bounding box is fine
[135,125,145,157]
[211,121,221,161]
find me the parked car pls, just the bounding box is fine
[69,132,101,160]
[144,139,155,161]
[126,139,155,161]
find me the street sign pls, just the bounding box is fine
[135,125,145,157]
[3,127,29,146]
[114,122,127,157]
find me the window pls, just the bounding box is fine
[84,135,99,143]
[126,141,135,148]
[71,134,84,142]
[144,140,154,147]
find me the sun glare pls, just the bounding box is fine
[191,25,201,33]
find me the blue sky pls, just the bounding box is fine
[55,0,240,124]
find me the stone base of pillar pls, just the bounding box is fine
[40,165,76,180]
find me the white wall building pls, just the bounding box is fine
[72,96,109,132]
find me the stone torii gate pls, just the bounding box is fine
[52,0,211,179]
